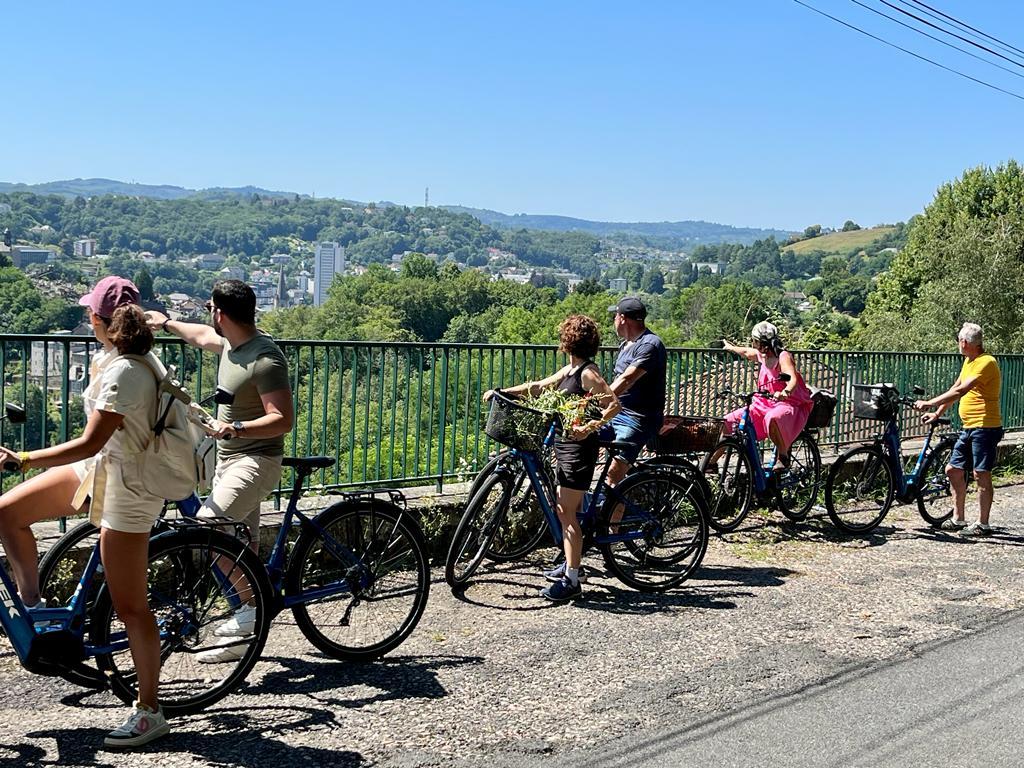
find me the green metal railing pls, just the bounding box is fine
[3,335,1023,496]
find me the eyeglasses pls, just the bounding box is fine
[205,301,216,313]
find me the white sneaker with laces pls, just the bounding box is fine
[213,604,256,638]
[197,636,248,664]
[104,702,170,748]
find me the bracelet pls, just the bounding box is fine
[18,451,31,470]
[162,318,171,333]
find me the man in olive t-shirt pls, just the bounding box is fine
[146,280,294,545]
[914,322,1002,536]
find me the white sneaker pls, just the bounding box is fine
[213,604,256,638]
[197,636,248,664]
[104,702,170,748]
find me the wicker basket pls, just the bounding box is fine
[647,415,726,454]
[852,383,900,421]
[484,391,556,452]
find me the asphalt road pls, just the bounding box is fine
[524,609,1024,768]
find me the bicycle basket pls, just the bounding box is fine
[647,415,725,454]
[805,387,837,429]
[852,383,899,421]
[484,391,556,452]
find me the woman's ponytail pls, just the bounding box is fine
[107,304,154,356]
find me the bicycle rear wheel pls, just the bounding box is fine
[915,438,956,527]
[287,499,430,661]
[598,470,709,592]
[777,432,822,521]
[91,527,272,716]
[445,473,513,588]
[825,445,896,533]
[700,438,754,533]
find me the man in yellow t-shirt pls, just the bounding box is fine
[915,323,1003,536]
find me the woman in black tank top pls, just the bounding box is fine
[483,315,620,601]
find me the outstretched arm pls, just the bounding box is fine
[146,311,224,354]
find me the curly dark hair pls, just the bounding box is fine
[558,314,601,359]
[105,304,154,356]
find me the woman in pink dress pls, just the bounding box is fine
[721,322,813,466]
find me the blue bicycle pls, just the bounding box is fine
[699,378,823,532]
[445,391,710,593]
[2,402,273,715]
[38,456,431,664]
[825,384,956,533]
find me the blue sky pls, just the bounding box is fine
[5,1,1023,230]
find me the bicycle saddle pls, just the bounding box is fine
[282,456,337,470]
[599,439,640,453]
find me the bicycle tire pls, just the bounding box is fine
[469,451,552,562]
[598,470,709,592]
[699,438,755,533]
[288,499,430,662]
[915,438,956,527]
[445,473,513,589]
[825,445,896,533]
[634,454,712,507]
[91,527,273,716]
[777,432,822,522]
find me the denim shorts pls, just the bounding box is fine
[949,427,1004,473]
[598,411,663,464]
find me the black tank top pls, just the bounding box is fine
[557,361,597,397]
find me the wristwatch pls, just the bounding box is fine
[232,420,245,433]
[161,318,171,333]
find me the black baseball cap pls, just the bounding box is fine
[608,296,647,320]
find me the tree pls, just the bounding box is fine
[858,161,1024,351]
[842,220,861,232]
[641,267,666,294]
[134,267,155,300]
[574,277,604,296]
[400,252,437,280]
[803,224,822,240]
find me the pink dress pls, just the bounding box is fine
[724,351,813,451]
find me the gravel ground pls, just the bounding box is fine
[3,480,1024,767]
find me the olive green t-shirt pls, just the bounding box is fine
[216,332,291,458]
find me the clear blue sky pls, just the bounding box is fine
[4,1,1023,231]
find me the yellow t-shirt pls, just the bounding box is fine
[958,354,1001,428]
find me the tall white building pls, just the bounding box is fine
[313,242,346,306]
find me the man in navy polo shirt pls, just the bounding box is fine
[602,296,667,485]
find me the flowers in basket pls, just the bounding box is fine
[522,389,602,440]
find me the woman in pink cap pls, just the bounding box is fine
[0,276,170,748]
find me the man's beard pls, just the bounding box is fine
[213,317,223,336]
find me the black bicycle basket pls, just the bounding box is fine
[484,391,556,452]
[852,383,899,421]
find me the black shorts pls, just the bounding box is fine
[554,435,598,492]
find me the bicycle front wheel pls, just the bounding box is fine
[38,519,101,609]
[825,445,896,533]
[915,438,956,527]
[288,500,431,661]
[91,527,273,716]
[445,473,513,589]
[470,452,552,562]
[700,438,754,533]
[777,432,822,521]
[598,470,709,592]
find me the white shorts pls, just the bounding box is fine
[198,454,283,542]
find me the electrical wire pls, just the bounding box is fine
[877,0,1024,70]
[902,0,1024,61]
[791,0,1024,102]
[847,0,1024,81]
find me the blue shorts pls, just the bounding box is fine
[598,411,663,464]
[949,427,1004,473]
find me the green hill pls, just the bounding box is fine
[783,226,896,255]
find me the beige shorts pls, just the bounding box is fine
[71,457,163,534]
[198,454,283,542]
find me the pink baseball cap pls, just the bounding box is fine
[79,276,141,318]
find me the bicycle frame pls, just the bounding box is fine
[875,417,939,501]
[512,446,660,549]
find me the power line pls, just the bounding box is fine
[877,0,1024,71]
[847,0,1024,81]
[902,0,1024,61]
[791,0,1024,102]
